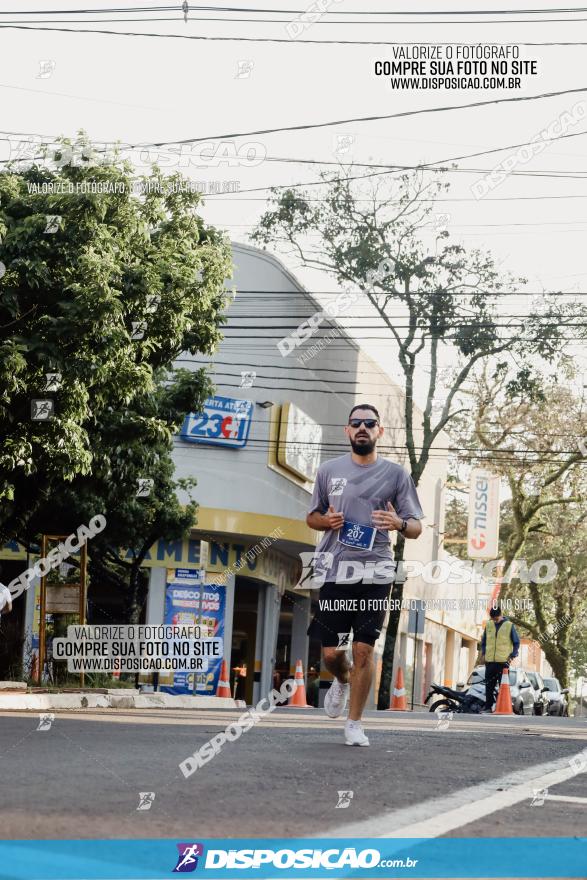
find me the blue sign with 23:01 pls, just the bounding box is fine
[180,396,254,449]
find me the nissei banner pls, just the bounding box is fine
[161,568,225,696]
[467,468,501,559]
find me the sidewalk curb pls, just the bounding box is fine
[0,693,246,711]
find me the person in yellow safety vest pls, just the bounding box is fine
[480,605,520,713]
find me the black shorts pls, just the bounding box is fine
[307,580,392,648]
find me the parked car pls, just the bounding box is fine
[465,665,536,715]
[526,670,550,716]
[508,667,537,715]
[542,676,569,716]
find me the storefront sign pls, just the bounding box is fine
[277,402,322,481]
[180,395,253,449]
[1,538,202,569]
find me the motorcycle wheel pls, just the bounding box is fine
[429,699,456,713]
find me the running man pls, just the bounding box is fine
[306,404,424,746]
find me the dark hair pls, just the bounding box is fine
[489,605,502,618]
[348,404,380,422]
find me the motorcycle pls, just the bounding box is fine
[424,668,489,714]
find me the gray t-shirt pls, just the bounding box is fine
[307,454,424,584]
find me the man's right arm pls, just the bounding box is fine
[307,508,344,531]
[306,470,344,532]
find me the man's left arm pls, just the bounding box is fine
[371,470,424,539]
[371,503,422,538]
[400,517,422,539]
[509,623,520,659]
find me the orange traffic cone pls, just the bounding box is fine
[286,659,313,708]
[494,666,514,715]
[389,667,408,711]
[216,660,231,698]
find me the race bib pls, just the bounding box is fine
[337,520,376,550]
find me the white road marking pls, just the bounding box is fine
[546,794,587,805]
[322,747,587,838]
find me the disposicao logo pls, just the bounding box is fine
[173,843,204,872]
[202,847,382,870]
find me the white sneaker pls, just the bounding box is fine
[344,720,370,747]
[324,679,350,718]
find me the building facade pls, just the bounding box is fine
[144,242,484,706]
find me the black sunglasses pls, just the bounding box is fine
[348,418,379,429]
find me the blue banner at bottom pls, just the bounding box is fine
[0,838,585,879]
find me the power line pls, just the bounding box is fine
[0,5,171,12]
[206,318,587,329]
[190,194,587,203]
[6,14,587,25]
[119,88,587,150]
[6,24,587,45]
[223,218,587,228]
[221,317,587,326]
[129,152,587,174]
[8,120,587,188]
[171,437,587,464]
[219,294,587,300]
[173,410,587,440]
[6,5,587,16]
[179,357,587,378]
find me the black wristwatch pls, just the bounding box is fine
[399,519,408,534]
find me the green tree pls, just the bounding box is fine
[25,367,213,622]
[251,167,587,708]
[0,135,232,541]
[462,367,587,688]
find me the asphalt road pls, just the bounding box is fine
[0,708,585,840]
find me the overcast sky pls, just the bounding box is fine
[2,0,587,400]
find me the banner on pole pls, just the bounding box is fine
[467,468,501,560]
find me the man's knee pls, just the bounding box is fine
[323,647,347,671]
[352,642,374,668]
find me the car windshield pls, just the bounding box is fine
[527,673,538,686]
[543,678,560,691]
[509,671,517,685]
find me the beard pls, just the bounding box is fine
[350,435,376,456]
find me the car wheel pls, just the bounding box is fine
[534,703,543,716]
[515,701,524,715]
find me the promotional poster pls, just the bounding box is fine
[0,3,586,879]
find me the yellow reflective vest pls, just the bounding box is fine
[485,619,513,663]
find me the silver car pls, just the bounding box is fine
[526,670,550,716]
[543,676,569,716]
[504,668,536,715]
